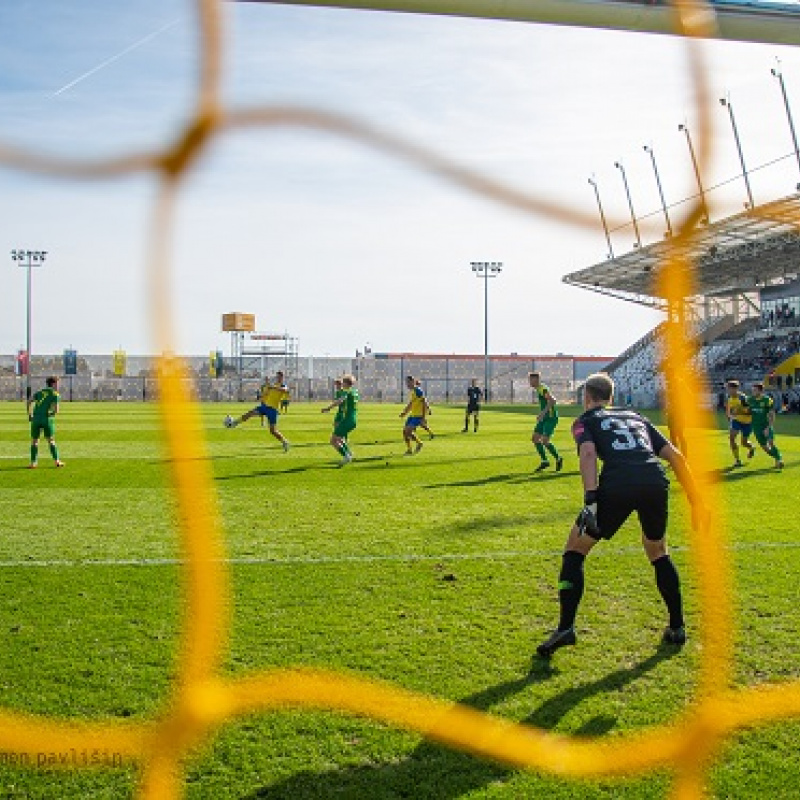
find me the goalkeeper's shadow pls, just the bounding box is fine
[242,649,676,799]
[242,673,545,799]
[524,646,681,736]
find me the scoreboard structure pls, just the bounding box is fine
[221,312,298,384]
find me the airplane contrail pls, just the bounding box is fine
[51,18,180,97]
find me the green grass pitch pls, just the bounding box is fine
[0,400,799,799]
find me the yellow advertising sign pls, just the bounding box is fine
[113,350,127,377]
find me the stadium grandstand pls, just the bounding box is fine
[564,192,800,409]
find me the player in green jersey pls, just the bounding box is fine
[323,378,346,440]
[321,375,358,465]
[747,383,784,469]
[27,376,64,468]
[529,372,563,473]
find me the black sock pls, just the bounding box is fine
[652,555,684,630]
[557,551,585,631]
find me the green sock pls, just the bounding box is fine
[341,441,350,457]
[546,443,560,459]
[50,443,59,461]
[535,443,547,461]
[30,444,38,463]
[770,444,782,460]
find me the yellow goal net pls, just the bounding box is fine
[0,0,799,797]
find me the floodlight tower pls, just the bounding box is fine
[720,95,754,209]
[771,60,800,182]
[678,123,710,224]
[10,249,47,401]
[470,261,503,402]
[643,145,673,238]
[588,176,614,259]
[614,161,642,248]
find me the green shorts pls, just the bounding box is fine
[334,419,356,438]
[31,418,55,439]
[534,417,558,438]
[752,424,774,446]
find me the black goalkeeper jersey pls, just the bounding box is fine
[571,406,669,490]
[467,386,482,407]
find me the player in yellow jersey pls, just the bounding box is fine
[399,374,431,455]
[225,370,290,452]
[725,379,755,467]
[414,378,435,439]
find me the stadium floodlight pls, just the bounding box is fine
[10,249,48,401]
[719,95,754,210]
[470,261,503,403]
[614,161,642,249]
[771,60,800,183]
[588,176,614,259]
[643,145,673,238]
[678,123,710,225]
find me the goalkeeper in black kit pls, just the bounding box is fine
[463,379,482,433]
[536,372,702,659]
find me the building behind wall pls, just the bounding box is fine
[0,351,613,403]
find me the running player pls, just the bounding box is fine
[27,376,64,468]
[725,379,755,467]
[321,376,358,465]
[463,378,482,433]
[226,370,290,451]
[399,375,431,455]
[414,379,435,439]
[747,382,784,469]
[536,372,701,659]
[529,371,563,472]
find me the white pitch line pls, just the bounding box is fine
[51,18,180,97]
[0,541,797,569]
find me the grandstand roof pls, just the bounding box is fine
[563,192,800,307]
[372,353,613,362]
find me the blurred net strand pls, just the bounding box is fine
[0,0,798,798]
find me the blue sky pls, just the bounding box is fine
[2,0,800,359]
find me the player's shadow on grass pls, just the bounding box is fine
[215,465,328,479]
[524,645,680,736]
[243,649,676,800]
[423,468,578,489]
[241,675,532,800]
[215,455,395,480]
[709,461,796,482]
[441,513,539,536]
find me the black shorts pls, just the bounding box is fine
[467,404,480,414]
[589,484,669,542]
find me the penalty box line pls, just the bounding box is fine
[0,541,796,569]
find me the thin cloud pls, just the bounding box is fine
[51,17,181,97]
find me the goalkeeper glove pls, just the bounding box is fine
[576,489,600,538]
